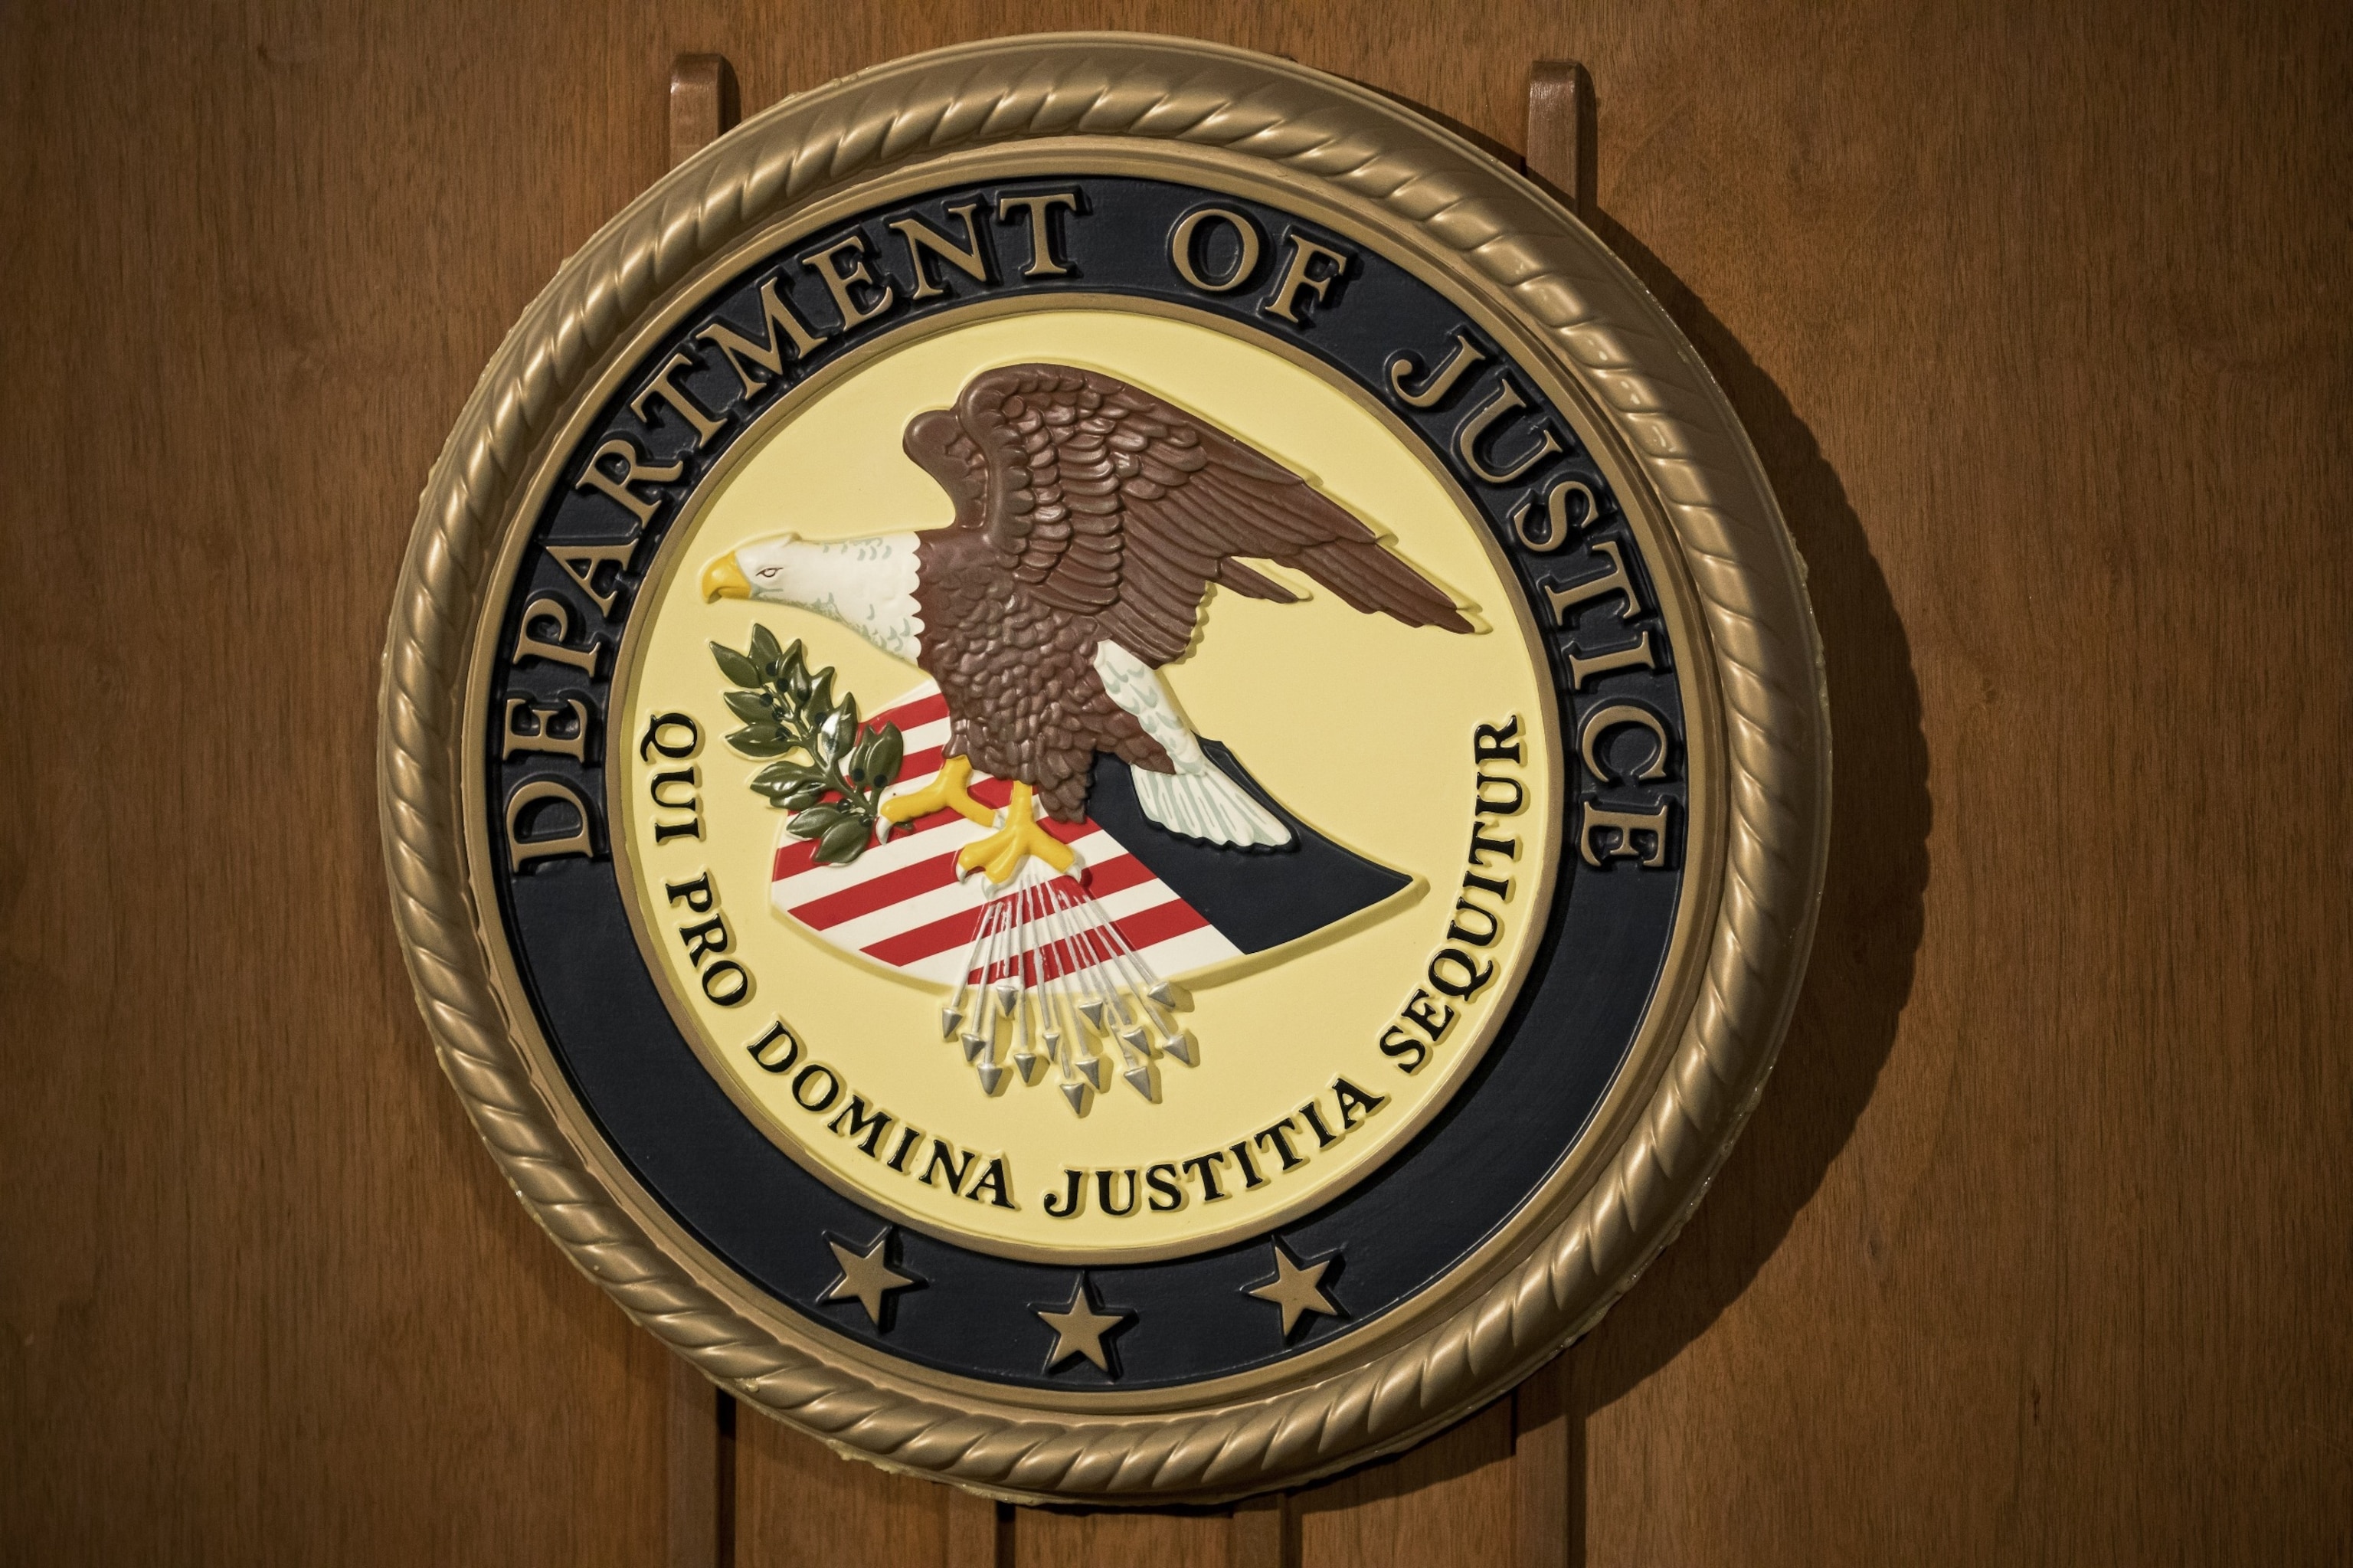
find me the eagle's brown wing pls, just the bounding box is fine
[946,363,1471,666]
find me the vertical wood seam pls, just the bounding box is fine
[1231,1489,1294,1568]
[660,59,738,1568]
[1510,73,1592,1566]
[666,1357,725,1568]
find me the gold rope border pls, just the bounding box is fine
[378,33,1830,1504]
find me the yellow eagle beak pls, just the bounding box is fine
[701,553,751,601]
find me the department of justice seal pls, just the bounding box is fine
[379,34,1828,1504]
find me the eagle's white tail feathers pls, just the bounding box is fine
[1091,639,1295,849]
[1131,759,1291,848]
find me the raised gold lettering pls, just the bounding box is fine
[889,204,990,298]
[1579,800,1673,868]
[1170,207,1262,293]
[1542,538,1642,626]
[996,191,1080,277]
[1261,231,1352,324]
[1389,330,1487,408]
[1455,378,1563,485]
[503,778,595,870]
[546,538,640,618]
[696,277,829,398]
[500,696,588,761]
[802,232,895,329]
[1579,703,1671,784]
[1566,630,1658,689]
[511,593,598,676]
[1511,476,1595,552]
[629,350,727,447]
[572,438,681,529]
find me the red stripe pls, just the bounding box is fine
[786,847,959,929]
[771,772,1099,882]
[1073,850,1154,899]
[864,877,1094,970]
[863,875,1212,973]
[862,902,988,968]
[768,796,975,880]
[963,896,1211,984]
[790,831,1155,931]
[873,692,950,728]
[1105,897,1211,951]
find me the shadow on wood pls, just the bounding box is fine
[1569,205,1931,1409]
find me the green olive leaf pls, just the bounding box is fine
[814,817,872,864]
[816,702,855,760]
[866,723,903,787]
[748,623,784,675]
[709,641,762,689]
[722,689,773,724]
[726,723,790,758]
[789,803,846,839]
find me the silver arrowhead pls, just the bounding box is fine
[1118,1025,1151,1056]
[975,1059,1006,1094]
[1042,1026,1062,1052]
[940,1004,964,1038]
[1077,1054,1107,1090]
[1145,980,1173,1007]
[1012,1049,1040,1082]
[1061,1081,1088,1114]
[1122,1064,1158,1101]
[1076,997,1108,1031]
[960,1032,989,1063]
[1162,1031,1198,1067]
[993,978,1021,1015]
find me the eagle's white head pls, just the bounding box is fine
[700,532,925,663]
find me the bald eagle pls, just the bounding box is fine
[702,363,1471,886]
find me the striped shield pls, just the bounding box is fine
[768,683,1245,985]
[767,683,1411,1105]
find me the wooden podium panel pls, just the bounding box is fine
[2,2,2347,1563]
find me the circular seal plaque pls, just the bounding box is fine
[380,34,1828,1504]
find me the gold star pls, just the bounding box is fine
[1036,1275,1128,1373]
[1247,1242,1340,1337]
[821,1230,918,1327]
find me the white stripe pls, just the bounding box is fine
[876,882,1214,972]
[769,810,975,898]
[892,905,1242,986]
[764,673,1242,984]
[886,715,953,755]
[1133,923,1244,974]
[797,833,1136,951]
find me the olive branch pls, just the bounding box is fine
[709,624,904,866]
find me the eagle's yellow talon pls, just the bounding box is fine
[881,755,995,827]
[958,783,1078,885]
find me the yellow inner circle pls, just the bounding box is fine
[617,306,1559,1259]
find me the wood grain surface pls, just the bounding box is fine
[3,2,2348,1564]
